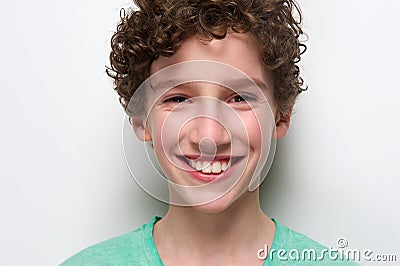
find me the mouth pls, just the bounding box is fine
[179,155,243,175]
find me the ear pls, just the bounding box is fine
[130,116,152,142]
[274,110,291,139]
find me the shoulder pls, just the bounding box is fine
[273,220,326,251]
[263,219,360,265]
[60,216,163,266]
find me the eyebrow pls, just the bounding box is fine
[224,77,268,91]
[150,77,269,91]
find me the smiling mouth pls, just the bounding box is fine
[179,156,243,174]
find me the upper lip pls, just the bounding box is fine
[183,154,232,161]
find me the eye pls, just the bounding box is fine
[163,95,189,104]
[228,93,257,103]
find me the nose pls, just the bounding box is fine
[187,116,230,153]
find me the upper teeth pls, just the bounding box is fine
[189,160,231,174]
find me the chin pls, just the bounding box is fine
[193,201,231,214]
[191,190,246,214]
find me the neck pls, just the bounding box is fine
[153,189,275,262]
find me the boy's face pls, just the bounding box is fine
[133,32,289,212]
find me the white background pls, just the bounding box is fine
[0,0,399,265]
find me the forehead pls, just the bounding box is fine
[150,32,274,90]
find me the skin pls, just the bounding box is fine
[132,32,290,265]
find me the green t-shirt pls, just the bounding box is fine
[61,216,359,265]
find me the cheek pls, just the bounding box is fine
[148,112,181,168]
[150,122,177,178]
[240,112,263,148]
[239,105,276,159]
[147,113,167,156]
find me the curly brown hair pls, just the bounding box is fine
[107,0,307,118]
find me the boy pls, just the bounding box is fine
[62,0,358,265]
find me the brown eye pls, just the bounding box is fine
[229,95,246,103]
[228,94,256,103]
[163,96,188,103]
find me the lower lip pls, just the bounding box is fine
[181,159,241,183]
